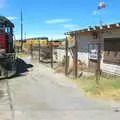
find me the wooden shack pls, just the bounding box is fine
[66,23,120,75]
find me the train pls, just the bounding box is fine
[14,37,62,51]
[0,16,16,78]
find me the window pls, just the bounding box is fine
[5,27,11,33]
[0,24,4,33]
[104,38,120,65]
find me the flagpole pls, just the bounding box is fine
[96,1,106,85]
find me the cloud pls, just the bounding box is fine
[6,16,17,20]
[0,0,5,8]
[64,24,79,30]
[92,10,100,15]
[45,19,72,24]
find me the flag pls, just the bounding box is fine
[97,1,106,9]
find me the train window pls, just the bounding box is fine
[0,23,3,28]
[0,24,4,33]
[5,27,11,33]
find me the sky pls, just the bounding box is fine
[0,0,120,40]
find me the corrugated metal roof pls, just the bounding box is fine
[65,23,120,35]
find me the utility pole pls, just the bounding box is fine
[21,9,23,51]
[65,36,68,76]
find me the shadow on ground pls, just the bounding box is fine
[0,58,33,80]
[16,58,33,76]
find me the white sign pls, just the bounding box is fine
[88,44,99,60]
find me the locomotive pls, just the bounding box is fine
[0,16,16,78]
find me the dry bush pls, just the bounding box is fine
[55,66,65,73]
[78,60,88,71]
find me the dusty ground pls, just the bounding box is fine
[0,56,120,120]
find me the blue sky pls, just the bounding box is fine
[0,0,120,39]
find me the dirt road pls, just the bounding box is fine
[0,57,120,120]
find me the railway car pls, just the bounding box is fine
[0,16,16,78]
[48,40,61,47]
[26,37,48,47]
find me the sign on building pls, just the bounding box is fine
[88,43,100,60]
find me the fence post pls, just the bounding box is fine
[65,36,68,76]
[50,42,53,68]
[96,32,101,85]
[74,32,78,78]
[30,43,33,59]
[38,39,41,63]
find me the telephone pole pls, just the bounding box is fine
[21,9,23,51]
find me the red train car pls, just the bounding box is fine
[0,16,16,78]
